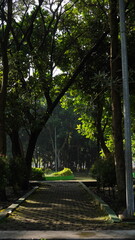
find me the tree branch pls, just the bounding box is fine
[47,30,109,115]
[18,0,44,49]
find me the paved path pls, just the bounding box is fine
[0,182,110,231]
[0,182,135,239]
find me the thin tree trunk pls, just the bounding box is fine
[96,98,111,159]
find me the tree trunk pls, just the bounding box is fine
[96,98,111,159]
[9,130,24,158]
[22,128,42,190]
[0,46,9,155]
[0,94,6,155]
[109,0,126,205]
[0,1,12,200]
[0,0,12,155]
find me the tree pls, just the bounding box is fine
[109,0,126,205]
[33,104,95,172]
[60,0,112,159]
[59,0,131,206]
[3,0,107,189]
[0,0,12,154]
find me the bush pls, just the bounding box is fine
[0,155,9,189]
[44,168,53,175]
[90,157,116,189]
[52,168,73,176]
[9,157,27,191]
[0,155,10,200]
[31,167,44,180]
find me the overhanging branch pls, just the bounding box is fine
[48,30,109,115]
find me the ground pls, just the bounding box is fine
[0,173,135,230]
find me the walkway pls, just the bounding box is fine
[0,182,135,239]
[0,181,109,231]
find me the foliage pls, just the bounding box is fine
[9,157,27,191]
[90,156,116,189]
[5,0,104,188]
[35,104,95,172]
[52,168,73,176]
[61,88,113,158]
[31,167,44,180]
[0,155,9,191]
[44,168,53,175]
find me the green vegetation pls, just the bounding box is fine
[30,167,74,181]
[0,155,9,200]
[33,105,94,172]
[44,168,74,180]
[44,168,53,175]
[90,157,116,190]
[31,168,44,181]
[51,168,73,177]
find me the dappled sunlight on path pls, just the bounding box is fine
[0,182,109,230]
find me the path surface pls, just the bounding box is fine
[0,182,110,231]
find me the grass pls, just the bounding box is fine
[44,175,74,180]
[44,168,75,181]
[44,171,96,181]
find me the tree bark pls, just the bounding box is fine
[109,0,126,205]
[0,93,6,155]
[9,130,24,158]
[0,0,12,155]
[22,128,42,189]
[0,45,9,155]
[96,98,111,159]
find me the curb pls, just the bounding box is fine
[79,182,121,223]
[0,230,135,239]
[0,186,38,221]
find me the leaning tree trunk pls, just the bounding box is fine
[109,0,126,206]
[22,128,42,190]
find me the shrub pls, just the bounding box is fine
[52,168,73,176]
[0,155,9,189]
[9,157,28,191]
[31,167,44,180]
[90,156,116,189]
[0,155,9,200]
[44,168,53,175]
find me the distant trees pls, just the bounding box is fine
[32,105,97,172]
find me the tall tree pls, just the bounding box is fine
[0,0,12,154]
[109,0,126,205]
[5,0,107,189]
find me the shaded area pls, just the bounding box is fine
[0,182,110,230]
